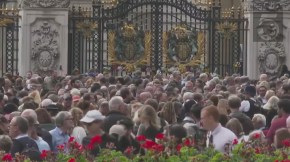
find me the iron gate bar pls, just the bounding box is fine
[68,0,247,76]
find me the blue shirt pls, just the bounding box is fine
[49,127,69,152]
[34,137,50,152]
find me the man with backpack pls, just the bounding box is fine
[240,85,263,119]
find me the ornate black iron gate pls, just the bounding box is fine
[0,6,20,76]
[69,0,247,76]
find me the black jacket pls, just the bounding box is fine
[36,126,53,150]
[229,111,254,135]
[245,98,262,119]
[11,136,40,161]
[103,111,129,133]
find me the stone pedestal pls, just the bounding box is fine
[244,0,290,80]
[18,0,69,76]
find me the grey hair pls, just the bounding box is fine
[0,135,12,153]
[199,73,208,79]
[55,111,71,127]
[183,92,194,102]
[21,109,38,124]
[253,114,266,127]
[109,96,124,111]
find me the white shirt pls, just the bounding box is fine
[71,126,87,144]
[34,137,51,152]
[15,134,28,139]
[183,116,195,123]
[207,124,237,153]
[239,100,250,112]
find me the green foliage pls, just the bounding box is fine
[2,136,290,162]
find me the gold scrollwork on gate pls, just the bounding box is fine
[108,30,151,73]
[216,21,237,39]
[76,20,97,38]
[163,31,205,73]
[0,18,14,26]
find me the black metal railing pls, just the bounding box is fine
[0,6,20,76]
[68,0,247,76]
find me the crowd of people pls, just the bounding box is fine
[0,69,290,160]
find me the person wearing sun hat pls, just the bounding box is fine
[81,110,115,156]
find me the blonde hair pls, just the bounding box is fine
[265,90,275,100]
[29,91,41,106]
[217,99,229,115]
[160,101,177,124]
[140,105,160,130]
[131,102,143,118]
[133,107,143,124]
[70,107,83,127]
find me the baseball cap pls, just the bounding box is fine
[80,110,105,123]
[109,124,126,137]
[72,95,80,102]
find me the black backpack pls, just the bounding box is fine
[245,98,262,119]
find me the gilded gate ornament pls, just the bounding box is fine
[115,23,145,61]
[163,30,205,73]
[108,23,151,73]
[167,25,197,63]
[76,20,98,38]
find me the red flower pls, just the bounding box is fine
[90,135,102,145]
[282,139,290,147]
[253,133,261,139]
[255,148,260,154]
[124,146,133,155]
[142,139,157,149]
[57,144,65,151]
[87,135,102,150]
[87,144,94,150]
[155,133,165,140]
[152,144,164,152]
[71,141,82,150]
[176,144,182,152]
[232,139,238,145]
[136,135,146,142]
[183,138,191,146]
[40,150,48,159]
[67,158,76,162]
[78,145,84,151]
[2,153,13,161]
[282,160,290,162]
[68,136,75,143]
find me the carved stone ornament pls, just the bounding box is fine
[31,19,60,74]
[22,0,70,8]
[258,42,285,77]
[257,18,280,41]
[244,0,290,11]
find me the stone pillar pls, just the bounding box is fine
[18,0,70,76]
[244,0,290,80]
